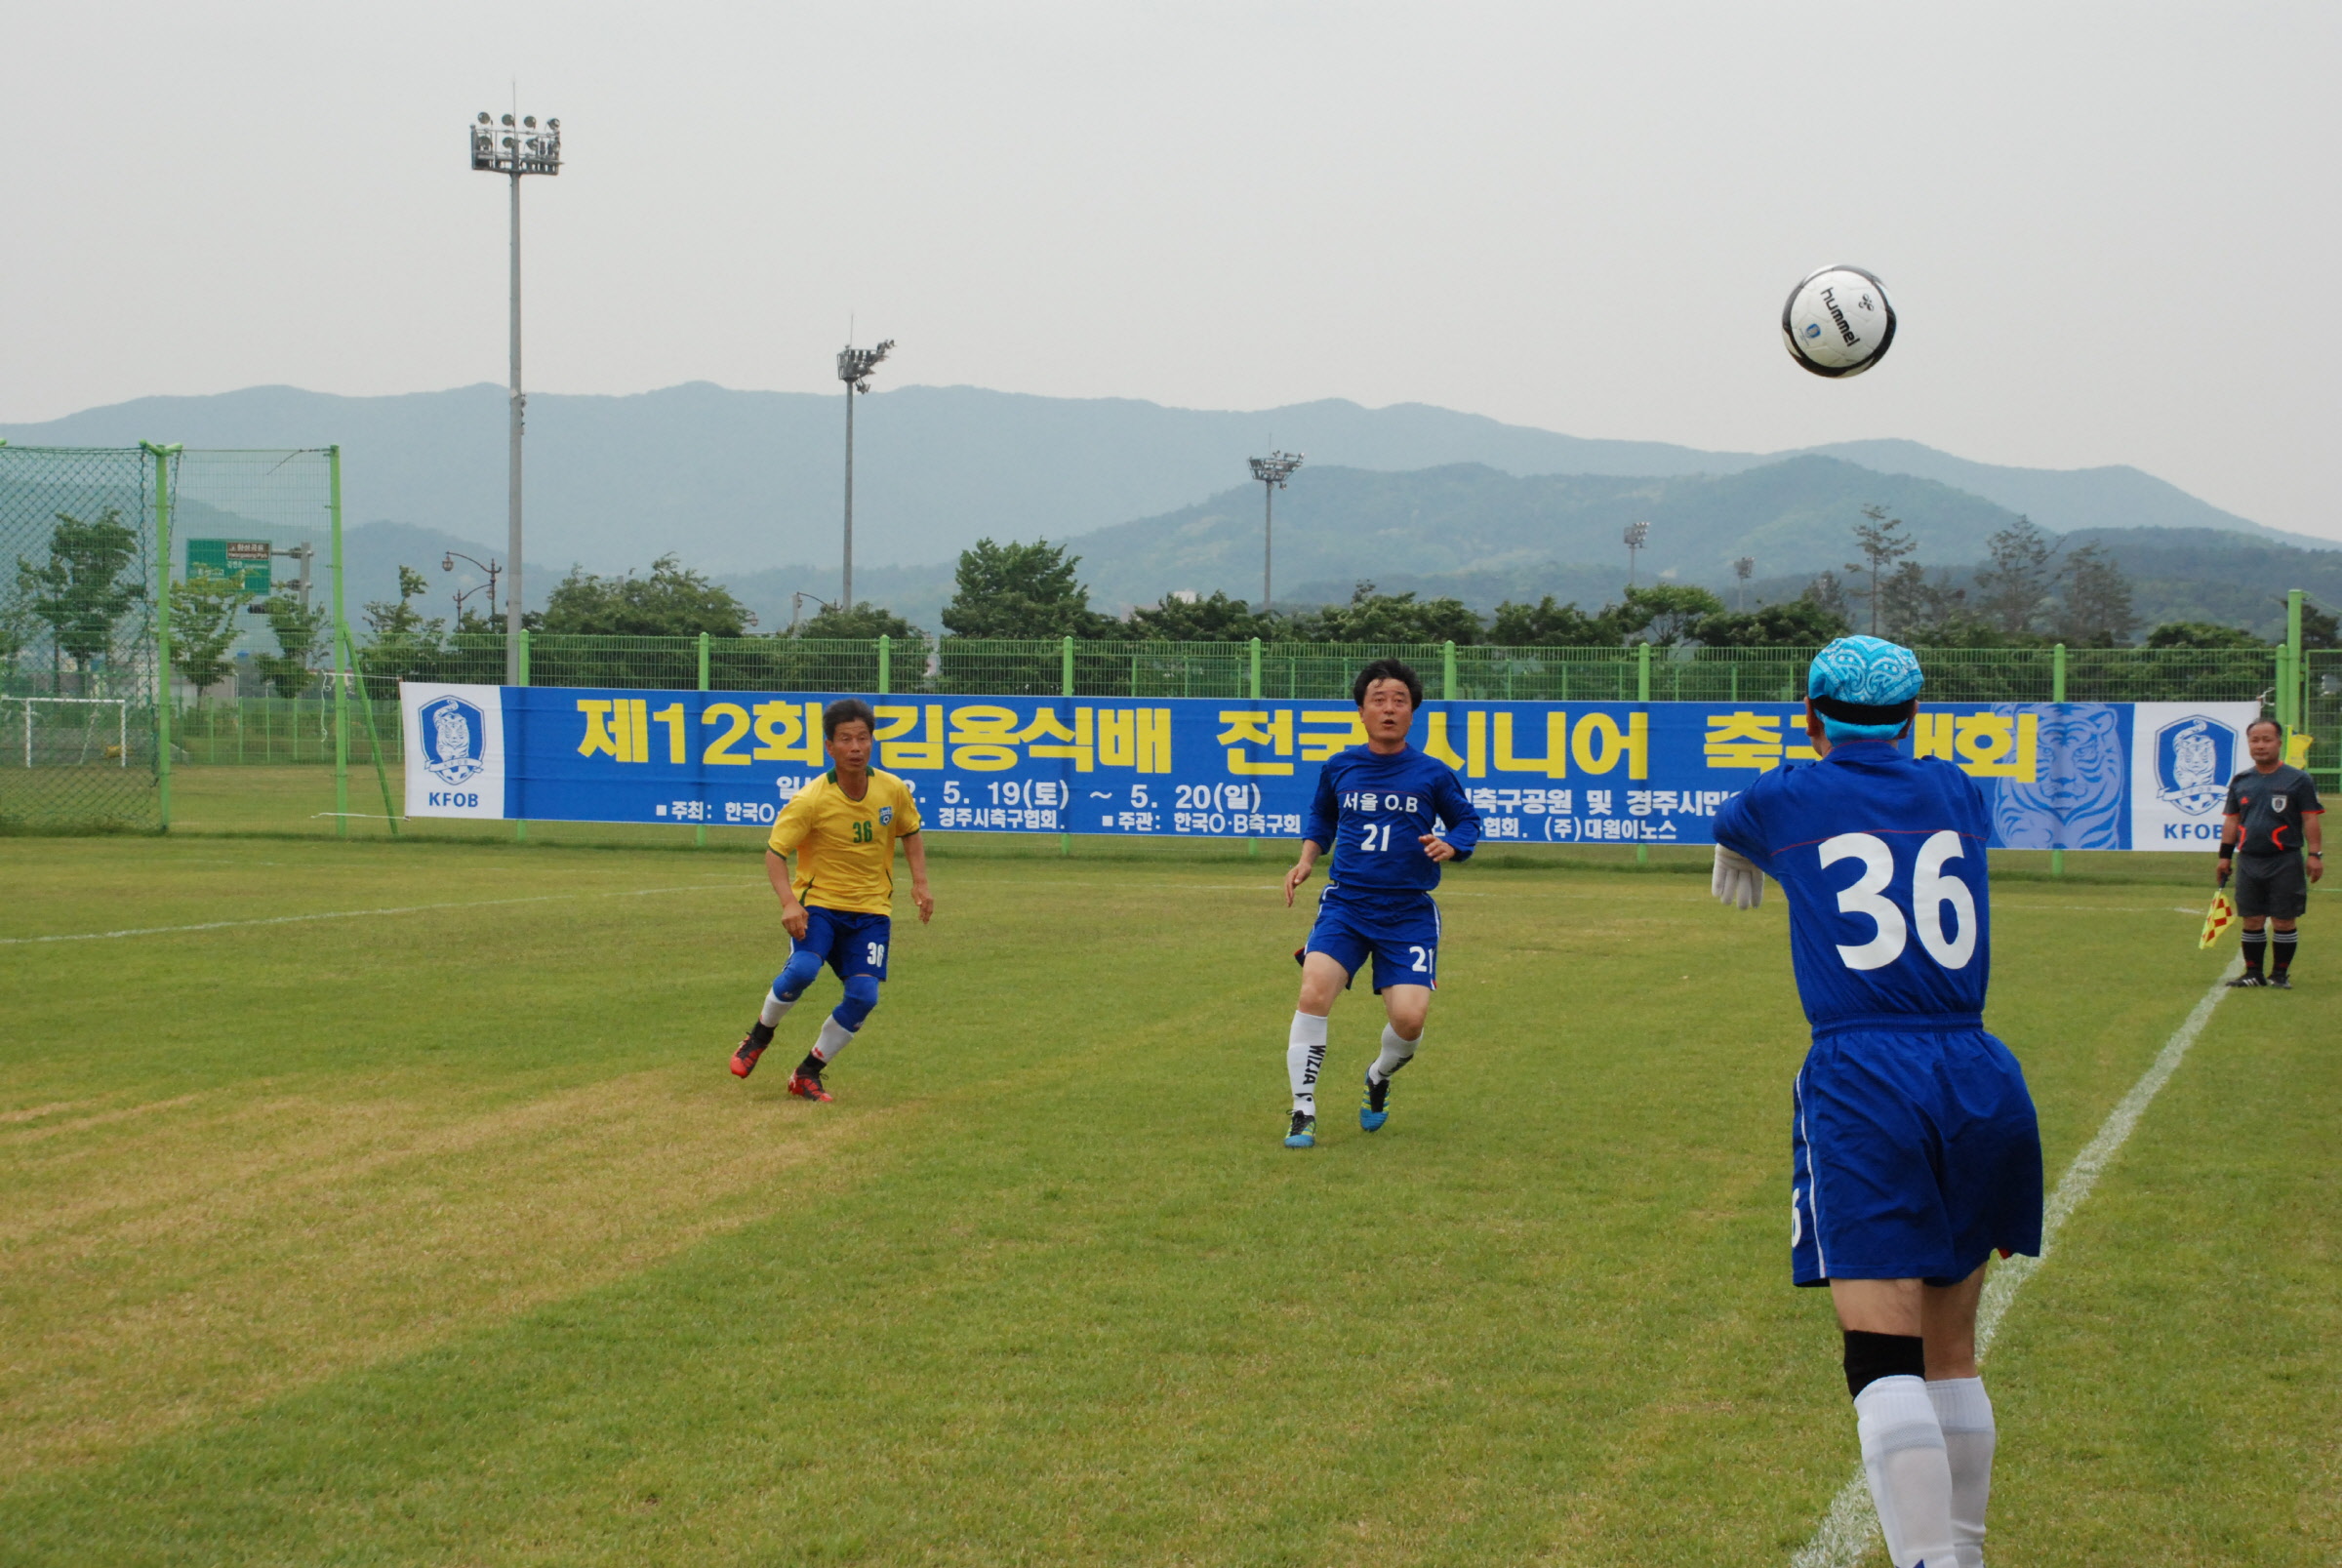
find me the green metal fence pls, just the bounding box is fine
[339,633,2295,704]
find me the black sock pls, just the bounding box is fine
[747,1021,775,1047]
[2242,932,2266,974]
[795,1052,825,1079]
[2271,930,2297,976]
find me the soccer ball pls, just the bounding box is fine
[1782,264,1896,378]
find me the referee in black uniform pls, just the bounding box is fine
[2218,717,2324,988]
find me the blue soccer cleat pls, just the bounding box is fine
[1284,1110,1316,1148]
[1359,1069,1391,1132]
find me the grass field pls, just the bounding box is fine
[2,768,2335,1564]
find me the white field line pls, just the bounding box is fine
[1789,957,2244,1568]
[0,882,756,947]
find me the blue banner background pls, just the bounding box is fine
[460,686,2145,850]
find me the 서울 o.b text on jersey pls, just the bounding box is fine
[1307,744,1483,906]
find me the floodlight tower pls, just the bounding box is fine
[1248,451,1304,610]
[470,109,561,684]
[1624,520,1651,588]
[836,339,896,609]
[1734,554,1756,611]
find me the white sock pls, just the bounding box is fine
[1287,1011,1328,1113]
[1854,1375,1956,1568]
[1369,1023,1419,1084]
[1927,1378,1995,1568]
[811,1016,855,1065]
[759,989,794,1028]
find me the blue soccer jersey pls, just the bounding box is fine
[1305,744,1482,901]
[1716,738,2040,1285]
[1714,740,1992,1033]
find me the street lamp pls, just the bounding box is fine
[469,108,561,683]
[1248,451,1304,611]
[1734,555,1756,611]
[443,551,503,625]
[836,339,895,609]
[1624,520,1650,588]
[788,590,838,635]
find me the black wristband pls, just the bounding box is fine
[2217,848,2233,860]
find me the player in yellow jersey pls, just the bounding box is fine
[731,699,934,1101]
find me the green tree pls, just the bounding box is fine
[1283,583,1483,644]
[1692,597,1851,648]
[1845,505,1919,637]
[1489,595,1611,647]
[1802,571,1851,627]
[795,601,926,640]
[2142,621,2267,649]
[2055,543,2137,647]
[538,554,755,636]
[1612,583,1725,646]
[1127,590,1276,642]
[359,565,450,686]
[19,507,146,687]
[1878,562,1971,644]
[2302,599,2338,650]
[1972,516,2059,636]
[940,539,1121,639]
[168,572,251,699]
[0,578,37,671]
[256,592,329,698]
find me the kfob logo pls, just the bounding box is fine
[2154,715,2235,817]
[420,696,489,785]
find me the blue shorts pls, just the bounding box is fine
[1305,890,1440,993]
[787,907,893,985]
[1791,1026,2042,1287]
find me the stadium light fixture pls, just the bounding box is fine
[1248,451,1304,611]
[1624,520,1651,588]
[836,339,896,609]
[469,106,562,683]
[1734,554,1756,611]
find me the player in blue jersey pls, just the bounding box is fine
[1712,636,2041,1568]
[1279,658,1482,1148]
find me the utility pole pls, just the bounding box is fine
[1248,451,1304,611]
[470,109,561,683]
[836,339,896,609]
[1625,520,1651,588]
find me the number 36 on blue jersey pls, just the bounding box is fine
[1821,830,1978,971]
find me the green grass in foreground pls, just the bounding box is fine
[0,829,2332,1565]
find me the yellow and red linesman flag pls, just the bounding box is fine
[2199,888,2238,949]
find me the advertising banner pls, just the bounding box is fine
[402,684,2258,852]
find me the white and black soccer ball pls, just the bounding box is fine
[1782,264,1896,378]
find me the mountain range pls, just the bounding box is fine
[5,382,2331,642]
[4,382,2326,580]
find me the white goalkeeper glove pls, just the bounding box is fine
[1712,844,1763,910]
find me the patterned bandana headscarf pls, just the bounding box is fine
[1807,635,1923,740]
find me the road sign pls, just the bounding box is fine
[186,539,272,595]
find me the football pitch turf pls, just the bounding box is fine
[2,774,2335,1565]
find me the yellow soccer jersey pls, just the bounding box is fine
[766,769,923,915]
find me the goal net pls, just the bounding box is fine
[0,446,162,831]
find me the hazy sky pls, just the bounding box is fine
[6,2,2337,540]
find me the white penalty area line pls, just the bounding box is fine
[1790,957,2245,1568]
[0,882,757,947]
